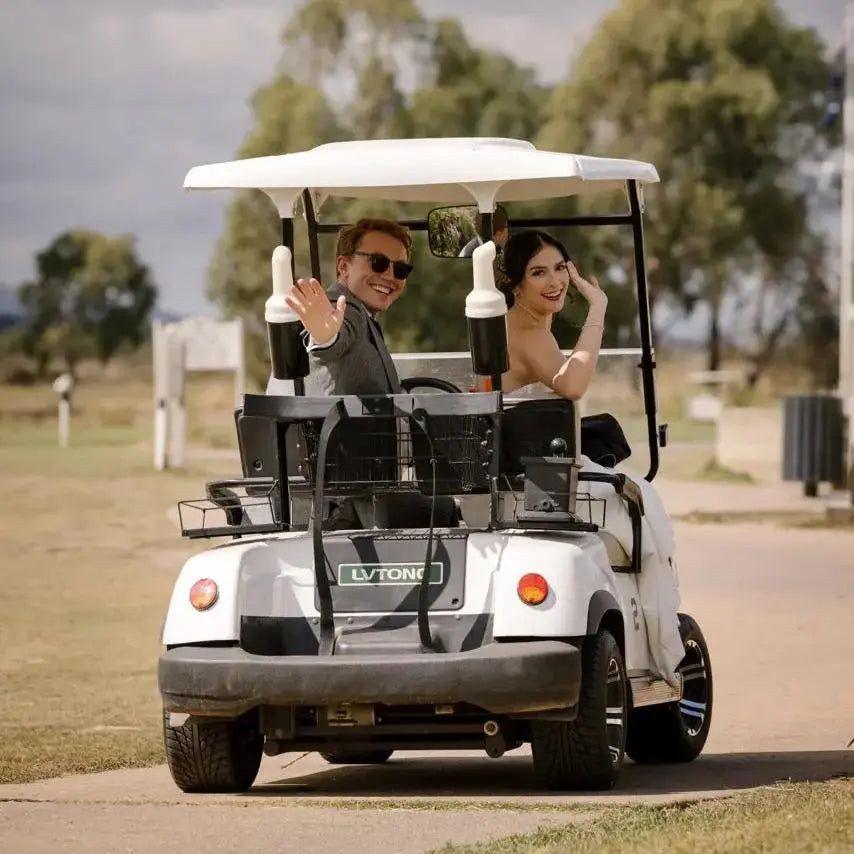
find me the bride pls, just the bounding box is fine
[497,229,606,399]
[496,230,684,685]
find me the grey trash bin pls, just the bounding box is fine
[782,395,844,497]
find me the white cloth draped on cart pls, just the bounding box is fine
[579,456,684,686]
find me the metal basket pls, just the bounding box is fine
[177,478,283,539]
[296,413,494,495]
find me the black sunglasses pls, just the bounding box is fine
[353,250,413,280]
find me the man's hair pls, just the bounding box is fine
[493,205,509,234]
[336,218,413,258]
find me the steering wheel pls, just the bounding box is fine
[400,376,463,394]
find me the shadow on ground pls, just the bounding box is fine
[242,749,853,800]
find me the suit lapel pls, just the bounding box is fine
[365,314,401,393]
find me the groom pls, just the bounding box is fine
[285,218,458,529]
[285,217,412,395]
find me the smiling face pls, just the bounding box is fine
[515,244,570,315]
[337,230,410,313]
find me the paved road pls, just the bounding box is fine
[2,520,852,853]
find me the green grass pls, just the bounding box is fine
[675,509,854,530]
[431,780,854,854]
[0,421,230,784]
[694,457,754,483]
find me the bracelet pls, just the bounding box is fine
[581,323,604,330]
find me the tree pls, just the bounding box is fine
[281,0,425,82]
[538,0,838,375]
[17,230,156,376]
[206,74,344,383]
[208,2,555,371]
[405,18,548,142]
[207,1,424,385]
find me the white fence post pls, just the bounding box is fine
[168,335,187,468]
[52,373,74,448]
[152,322,170,470]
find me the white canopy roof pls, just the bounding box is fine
[183,137,659,215]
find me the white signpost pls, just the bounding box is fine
[152,317,245,470]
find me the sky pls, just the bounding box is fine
[0,0,846,316]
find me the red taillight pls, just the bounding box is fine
[517,573,549,606]
[189,578,218,611]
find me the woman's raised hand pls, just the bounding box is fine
[568,262,607,308]
[284,278,346,345]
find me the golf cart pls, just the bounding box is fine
[159,137,713,792]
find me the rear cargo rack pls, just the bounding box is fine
[177,477,284,539]
[496,485,607,531]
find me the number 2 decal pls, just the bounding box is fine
[630,597,640,631]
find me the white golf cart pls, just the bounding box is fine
[159,137,712,793]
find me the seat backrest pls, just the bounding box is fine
[499,398,579,479]
[295,412,494,496]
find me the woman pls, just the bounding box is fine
[498,230,684,686]
[497,230,606,398]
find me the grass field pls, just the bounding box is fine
[0,420,229,784]
[434,780,854,854]
[0,360,241,783]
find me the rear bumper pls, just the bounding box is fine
[159,641,580,717]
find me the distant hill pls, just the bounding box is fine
[0,284,22,332]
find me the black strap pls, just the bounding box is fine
[313,399,348,655]
[409,407,438,651]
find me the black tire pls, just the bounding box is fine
[163,709,263,793]
[530,630,628,790]
[319,750,394,765]
[626,613,713,764]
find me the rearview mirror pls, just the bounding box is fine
[427,205,480,258]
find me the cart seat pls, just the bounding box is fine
[499,398,580,481]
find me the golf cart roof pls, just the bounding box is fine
[183,137,660,214]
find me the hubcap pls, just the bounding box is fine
[605,655,626,766]
[678,638,709,737]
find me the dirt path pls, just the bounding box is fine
[1,521,852,853]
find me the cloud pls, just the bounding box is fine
[0,0,845,314]
[0,0,289,310]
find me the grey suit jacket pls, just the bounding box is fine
[303,283,401,396]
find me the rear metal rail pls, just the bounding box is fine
[177,477,283,539]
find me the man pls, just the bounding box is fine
[285,218,454,529]
[457,205,509,258]
[285,218,412,395]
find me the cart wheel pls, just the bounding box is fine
[163,708,263,793]
[626,613,713,764]
[530,629,627,790]
[320,750,394,765]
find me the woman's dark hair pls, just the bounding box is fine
[496,230,570,308]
